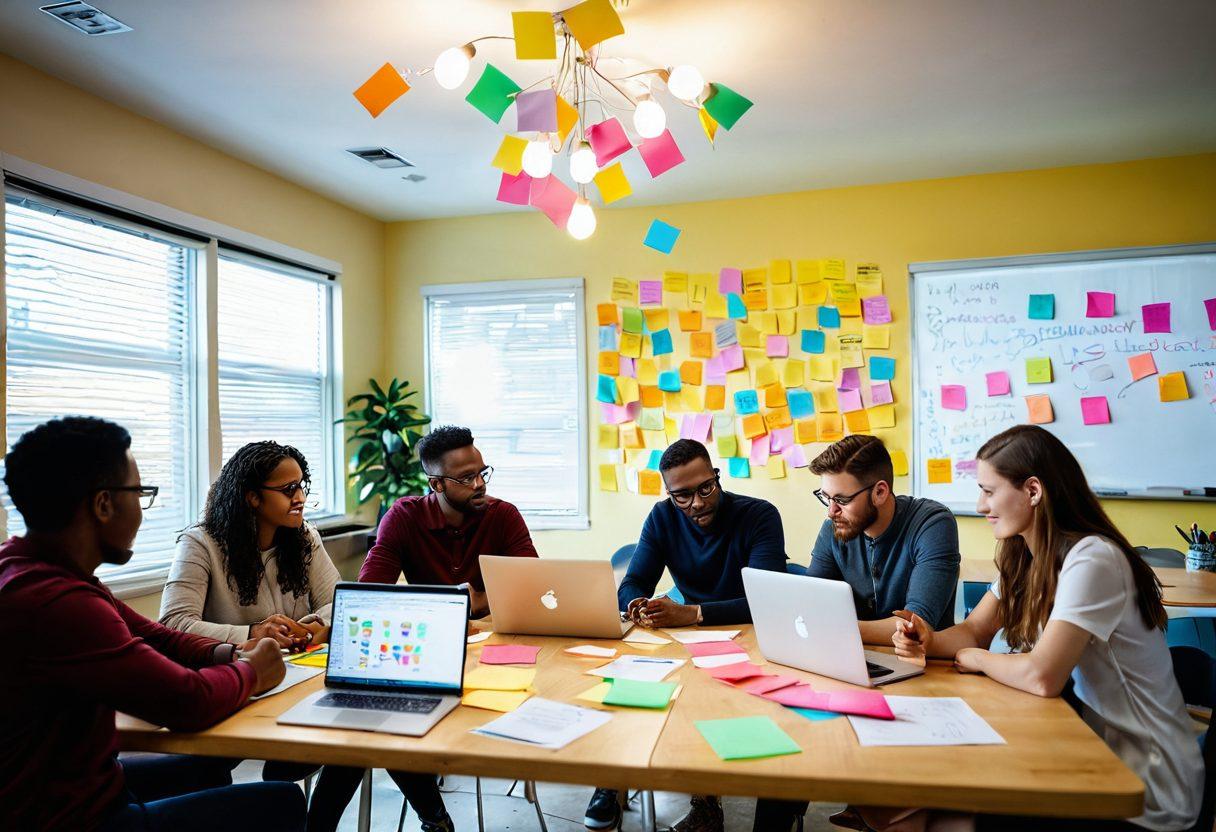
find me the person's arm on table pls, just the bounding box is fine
[618,512,666,623]
[953,620,1089,696]
[862,514,961,645]
[893,590,1003,661]
[689,501,788,626]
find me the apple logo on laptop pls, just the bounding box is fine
[540,590,559,610]
[794,615,809,639]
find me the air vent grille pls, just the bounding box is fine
[346,147,414,169]
[40,2,132,35]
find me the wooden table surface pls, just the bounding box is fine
[117,624,1143,818]
[960,559,1216,608]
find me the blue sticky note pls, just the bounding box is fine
[869,356,896,381]
[788,390,814,419]
[658,370,682,392]
[818,306,841,328]
[643,219,681,254]
[650,328,674,356]
[647,450,663,471]
[734,389,760,414]
[728,458,751,478]
[800,329,825,354]
[598,325,618,351]
[1028,294,1054,320]
[791,707,841,722]
[726,292,748,320]
[596,374,618,404]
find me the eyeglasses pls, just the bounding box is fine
[813,484,875,508]
[100,485,159,510]
[428,466,493,489]
[259,481,310,499]
[668,471,721,507]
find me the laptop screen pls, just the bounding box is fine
[327,585,467,693]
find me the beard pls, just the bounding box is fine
[100,541,135,566]
[832,502,878,542]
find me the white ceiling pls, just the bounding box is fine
[2,0,1214,221]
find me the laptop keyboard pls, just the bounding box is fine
[318,692,441,714]
[866,661,895,679]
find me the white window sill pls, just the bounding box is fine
[522,514,590,531]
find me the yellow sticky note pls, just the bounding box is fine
[890,449,909,477]
[289,652,329,667]
[829,283,859,305]
[1158,372,1189,402]
[619,332,642,358]
[752,312,778,336]
[561,0,624,50]
[698,106,718,144]
[689,273,712,307]
[639,469,662,496]
[512,11,557,59]
[643,429,667,449]
[636,359,658,385]
[809,356,837,382]
[462,689,533,713]
[644,308,670,331]
[620,424,643,449]
[665,416,680,444]
[680,361,703,386]
[856,275,884,299]
[771,284,797,310]
[681,389,703,414]
[597,423,619,449]
[743,289,768,311]
[556,95,579,144]
[823,258,846,280]
[594,162,632,204]
[491,135,528,175]
[812,387,838,412]
[769,260,792,284]
[844,409,870,434]
[867,404,896,429]
[464,666,536,691]
[927,458,953,484]
[795,260,822,284]
[737,323,762,348]
[764,407,793,430]
[838,299,862,318]
[741,413,767,439]
[796,306,819,332]
[578,682,612,704]
[755,362,779,388]
[783,359,805,388]
[743,268,767,292]
[767,457,787,479]
[705,292,728,319]
[743,348,767,368]
[1026,357,1053,384]
[616,376,639,404]
[839,343,865,369]
[705,385,726,411]
[794,419,817,444]
[679,309,702,331]
[353,62,410,118]
[611,277,636,303]
[799,283,829,307]
[817,413,844,441]
[862,325,891,349]
[776,310,796,335]
[665,272,690,294]
[1025,394,1054,424]
[663,391,683,413]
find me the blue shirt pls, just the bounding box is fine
[807,495,960,630]
[617,491,788,625]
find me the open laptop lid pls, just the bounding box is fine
[325,582,469,696]
[480,555,626,638]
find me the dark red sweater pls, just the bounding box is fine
[0,537,257,831]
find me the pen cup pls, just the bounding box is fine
[1186,543,1216,573]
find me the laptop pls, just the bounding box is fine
[480,555,632,638]
[277,582,468,736]
[742,568,924,687]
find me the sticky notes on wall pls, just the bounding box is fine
[843,409,870,434]
[728,458,750,478]
[705,385,726,411]
[867,404,896,429]
[926,458,952,484]
[766,457,787,480]
[800,329,826,354]
[726,293,748,319]
[594,162,632,204]
[1158,372,1189,402]
[817,413,844,442]
[1127,352,1157,381]
[788,390,814,419]
[838,389,864,413]
[657,370,681,392]
[870,381,894,405]
[986,371,1011,397]
[639,280,662,306]
[770,259,792,284]
[794,418,816,444]
[651,328,674,355]
[1141,302,1171,334]
[782,359,805,388]
[869,356,896,381]
[861,325,890,349]
[861,295,892,325]
[612,279,637,303]
[766,335,789,358]
[890,450,909,477]
[1028,294,1054,320]
[838,368,861,391]
[643,219,681,254]
[599,464,619,491]
[680,361,703,386]
[1025,394,1054,424]
[818,307,841,329]
[1080,396,1111,426]
[771,284,797,309]
[1025,357,1053,384]
[1205,297,1216,330]
[678,310,703,331]
[940,385,967,411]
[1086,291,1115,318]
[733,389,759,414]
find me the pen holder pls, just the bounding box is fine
[1187,543,1216,573]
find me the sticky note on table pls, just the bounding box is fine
[869,356,896,381]
[638,129,685,178]
[1025,357,1052,384]
[604,678,678,709]
[464,666,536,691]
[861,295,892,324]
[926,458,952,484]
[1080,396,1111,425]
[727,457,750,478]
[941,384,967,411]
[1025,394,1054,424]
[1158,372,1189,402]
[695,716,801,761]
[465,64,521,123]
[643,219,681,254]
[481,644,541,665]
[1028,294,1055,320]
[1086,291,1115,318]
[512,10,557,59]
[594,162,632,204]
[1142,302,1171,333]
[462,689,532,713]
[1127,352,1157,381]
[353,62,410,118]
[986,371,1011,397]
[561,0,624,50]
[818,306,841,328]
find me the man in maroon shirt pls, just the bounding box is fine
[0,417,303,832]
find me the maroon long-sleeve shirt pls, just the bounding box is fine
[359,493,537,590]
[0,537,257,831]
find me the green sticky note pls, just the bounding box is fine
[621,307,644,334]
[703,83,753,131]
[1028,294,1054,320]
[465,64,521,123]
[716,434,738,457]
[1026,356,1053,384]
[695,716,801,760]
[603,678,677,709]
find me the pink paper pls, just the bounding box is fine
[870,381,894,405]
[760,684,820,708]
[1080,395,1111,425]
[838,368,861,391]
[720,345,745,372]
[769,427,794,452]
[639,280,662,305]
[637,129,685,178]
[782,445,808,468]
[1205,297,1216,330]
[480,644,541,665]
[599,401,639,424]
[749,437,769,466]
[763,685,895,719]
[861,295,892,324]
[985,371,1011,397]
[680,413,712,443]
[515,88,557,133]
[766,335,789,358]
[838,389,863,413]
[586,117,631,167]
[941,384,967,411]
[687,641,747,658]
[1142,302,1171,333]
[496,170,533,205]
[1127,352,1157,381]
[706,661,767,682]
[705,356,727,385]
[737,675,801,696]
[528,175,576,227]
[619,357,635,378]
[1086,291,1115,318]
[719,268,743,295]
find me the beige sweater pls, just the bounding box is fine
[159,525,341,644]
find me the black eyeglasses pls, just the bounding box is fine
[427,466,493,489]
[100,485,159,510]
[259,481,310,499]
[814,484,875,508]
[668,471,721,507]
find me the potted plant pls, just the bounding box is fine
[338,378,432,517]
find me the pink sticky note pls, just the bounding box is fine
[761,684,821,708]
[1086,291,1115,318]
[719,268,743,295]
[586,117,631,167]
[870,381,894,405]
[822,690,895,720]
[496,170,533,205]
[705,356,727,385]
[1127,352,1157,381]
[720,344,745,372]
[861,295,892,324]
[766,335,789,358]
[769,427,794,452]
[737,675,800,696]
[782,445,808,468]
[749,437,769,466]
[528,175,576,227]
[1142,302,1171,334]
[838,368,861,391]
[679,414,698,440]
[619,357,635,378]
[515,88,557,132]
[985,371,1011,397]
[687,641,747,658]
[706,662,767,682]
[637,129,685,178]
[838,389,864,412]
[1205,297,1216,331]
[692,413,711,443]
[639,280,662,305]
[480,644,541,665]
[941,384,967,411]
[599,401,638,424]
[1080,396,1111,425]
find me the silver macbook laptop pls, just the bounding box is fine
[277,582,469,736]
[742,568,923,687]
[480,556,632,638]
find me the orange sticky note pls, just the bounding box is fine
[640,385,662,408]
[926,458,952,484]
[561,0,624,50]
[743,268,767,292]
[353,63,410,118]
[638,469,661,496]
[764,407,793,430]
[705,385,726,410]
[741,413,767,439]
[1158,371,1189,402]
[844,409,870,434]
[817,413,844,442]
[598,351,619,375]
[1025,394,1054,424]
[620,424,643,449]
[743,289,768,311]
[679,310,703,332]
[512,11,557,59]
[597,303,618,326]
[594,162,631,204]
[690,332,714,358]
[680,361,703,386]
[763,384,787,408]
[1127,352,1157,381]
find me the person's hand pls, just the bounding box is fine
[639,597,699,628]
[240,637,287,695]
[892,609,933,661]
[298,618,330,646]
[954,647,987,674]
[467,587,490,619]
[626,597,649,624]
[250,614,310,652]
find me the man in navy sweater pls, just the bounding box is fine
[583,439,788,831]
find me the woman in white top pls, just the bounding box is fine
[888,425,1203,832]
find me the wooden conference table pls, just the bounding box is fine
[118,624,1142,829]
[960,560,1216,608]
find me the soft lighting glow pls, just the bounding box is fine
[632,98,666,139]
[434,46,472,90]
[667,65,705,101]
[567,198,597,240]
[521,138,554,178]
[569,142,597,184]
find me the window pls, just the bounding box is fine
[423,279,587,529]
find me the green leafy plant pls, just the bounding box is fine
[338,378,432,508]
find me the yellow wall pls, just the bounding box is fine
[385,153,1216,563]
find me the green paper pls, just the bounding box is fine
[695,715,801,760]
[465,64,521,123]
[603,678,677,709]
[622,307,644,334]
[703,83,753,131]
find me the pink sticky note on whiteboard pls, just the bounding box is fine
[719,268,742,295]
[985,371,1011,397]
[766,335,789,358]
[1086,291,1115,317]
[1205,298,1216,331]
[1080,396,1111,425]
[638,280,662,305]
[941,384,967,411]
[861,295,892,324]
[838,368,862,391]
[838,389,864,412]
[720,344,745,372]
[1127,352,1157,381]
[870,381,894,405]
[586,117,631,167]
[1142,302,1171,333]
[637,129,685,178]
[480,644,541,665]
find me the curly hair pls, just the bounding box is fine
[416,425,474,473]
[195,441,315,606]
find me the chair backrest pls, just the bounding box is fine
[1138,546,1186,568]
[785,562,808,576]
[609,544,636,587]
[1171,646,1215,832]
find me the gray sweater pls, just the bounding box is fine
[159,526,341,643]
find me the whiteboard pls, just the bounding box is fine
[910,245,1216,513]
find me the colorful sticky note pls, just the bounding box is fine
[619,332,642,358]
[766,335,789,358]
[643,219,681,254]
[561,0,624,50]
[818,306,841,328]
[740,413,766,441]
[490,136,529,176]
[870,381,894,405]
[512,11,557,59]
[838,389,864,413]
[782,359,805,388]
[621,306,643,333]
[726,293,748,320]
[763,384,788,408]
[838,367,862,391]
[766,457,787,480]
[1158,372,1189,402]
[638,129,685,178]
[495,170,533,205]
[649,330,674,357]
[890,450,909,477]
[1025,394,1054,424]
[688,332,713,358]
[718,267,743,295]
[616,376,639,404]
[597,351,619,375]
[529,174,576,227]
[594,162,632,204]
[867,404,896,429]
[597,423,619,449]
[770,284,797,310]
[612,278,637,303]
[1205,298,1216,330]
[795,260,821,284]
[727,457,750,478]
[817,412,844,441]
[702,83,754,131]
[869,356,896,381]
[596,374,618,403]
[861,295,892,325]
[555,95,579,143]
[480,644,541,665]
[353,62,410,118]
[678,309,703,331]
[986,371,1011,397]
[926,458,952,484]
[465,64,521,123]
[800,329,825,354]
[1080,396,1111,425]
[1026,357,1053,384]
[697,106,718,144]
[941,384,967,411]
[464,666,536,691]
[604,678,677,709]
[861,325,890,350]
[1086,291,1115,318]
[1142,302,1171,334]
[734,389,760,414]
[1028,294,1055,320]
[637,468,661,496]
[1127,352,1157,381]
[787,390,814,419]
[768,426,794,453]
[720,344,745,372]
[587,117,631,167]
[657,370,681,392]
[679,361,703,386]
[639,280,663,305]
[596,303,618,327]
[515,88,557,132]
[695,716,800,761]
[462,689,532,713]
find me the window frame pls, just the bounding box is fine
[421,278,589,530]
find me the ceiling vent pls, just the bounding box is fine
[40,2,132,35]
[402,174,427,183]
[346,147,414,169]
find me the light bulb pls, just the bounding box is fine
[569,142,597,184]
[434,46,472,90]
[633,98,666,139]
[521,138,554,178]
[567,199,596,240]
[667,65,705,101]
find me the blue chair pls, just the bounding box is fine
[786,562,808,576]
[609,543,635,584]
[1170,647,1215,832]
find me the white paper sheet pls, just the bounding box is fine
[564,645,618,658]
[666,629,741,644]
[691,653,750,669]
[847,696,1006,746]
[471,697,612,749]
[467,631,492,644]
[622,629,670,645]
[250,661,324,700]
[586,655,685,683]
